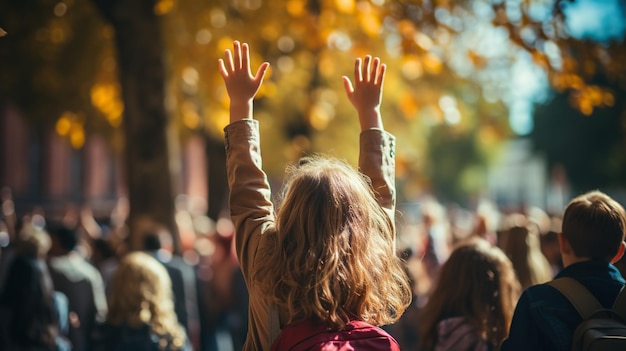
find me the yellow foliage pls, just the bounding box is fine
[467,50,486,68]
[318,53,337,78]
[217,87,230,107]
[310,103,333,131]
[335,0,355,14]
[565,74,583,90]
[183,110,201,129]
[422,53,443,74]
[562,56,578,72]
[414,32,433,51]
[402,56,423,80]
[182,102,200,129]
[258,81,278,99]
[395,156,408,179]
[320,9,338,28]
[603,92,614,107]
[580,101,593,116]
[50,26,66,44]
[210,8,227,28]
[398,20,416,38]
[108,113,122,128]
[477,125,498,146]
[286,0,307,17]
[211,109,230,132]
[550,73,567,91]
[91,84,111,106]
[56,113,73,136]
[423,104,444,124]
[217,37,236,54]
[587,86,603,105]
[292,135,311,153]
[182,66,199,87]
[360,13,381,37]
[262,25,280,41]
[532,52,549,69]
[584,60,596,76]
[69,125,85,149]
[399,93,419,118]
[154,0,175,15]
[55,111,85,149]
[283,143,299,162]
[91,83,124,127]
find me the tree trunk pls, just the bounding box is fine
[94,0,180,252]
[205,135,228,222]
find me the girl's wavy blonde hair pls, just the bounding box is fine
[256,155,412,330]
[418,237,521,350]
[107,251,186,350]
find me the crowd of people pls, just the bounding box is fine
[1,41,625,351]
[0,190,247,351]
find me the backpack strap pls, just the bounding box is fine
[548,277,603,319]
[611,286,626,320]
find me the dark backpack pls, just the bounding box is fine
[548,277,626,351]
[269,319,400,351]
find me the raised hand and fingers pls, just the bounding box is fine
[343,56,385,108]
[343,55,386,130]
[218,41,269,102]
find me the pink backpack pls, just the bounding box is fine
[270,319,401,351]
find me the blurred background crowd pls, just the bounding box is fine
[2,186,625,350]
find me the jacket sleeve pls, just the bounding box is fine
[224,119,275,282]
[358,128,396,227]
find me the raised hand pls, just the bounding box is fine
[342,55,386,131]
[218,41,270,122]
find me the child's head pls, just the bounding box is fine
[258,155,411,329]
[562,190,626,262]
[419,237,520,350]
[498,213,553,289]
[107,251,186,348]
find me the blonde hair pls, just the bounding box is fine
[15,223,51,258]
[418,237,521,350]
[498,213,553,289]
[256,155,412,330]
[107,251,186,350]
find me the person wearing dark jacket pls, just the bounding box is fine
[501,190,626,351]
[0,254,71,351]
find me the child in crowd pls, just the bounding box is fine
[498,213,553,289]
[219,41,412,350]
[92,251,191,351]
[0,253,71,351]
[418,237,521,351]
[501,190,626,351]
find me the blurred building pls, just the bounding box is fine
[0,105,208,219]
[487,138,571,214]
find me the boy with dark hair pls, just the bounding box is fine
[501,190,626,351]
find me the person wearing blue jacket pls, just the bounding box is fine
[501,190,626,351]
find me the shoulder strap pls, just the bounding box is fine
[611,286,626,320]
[548,277,603,319]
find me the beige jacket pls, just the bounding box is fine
[225,119,397,351]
